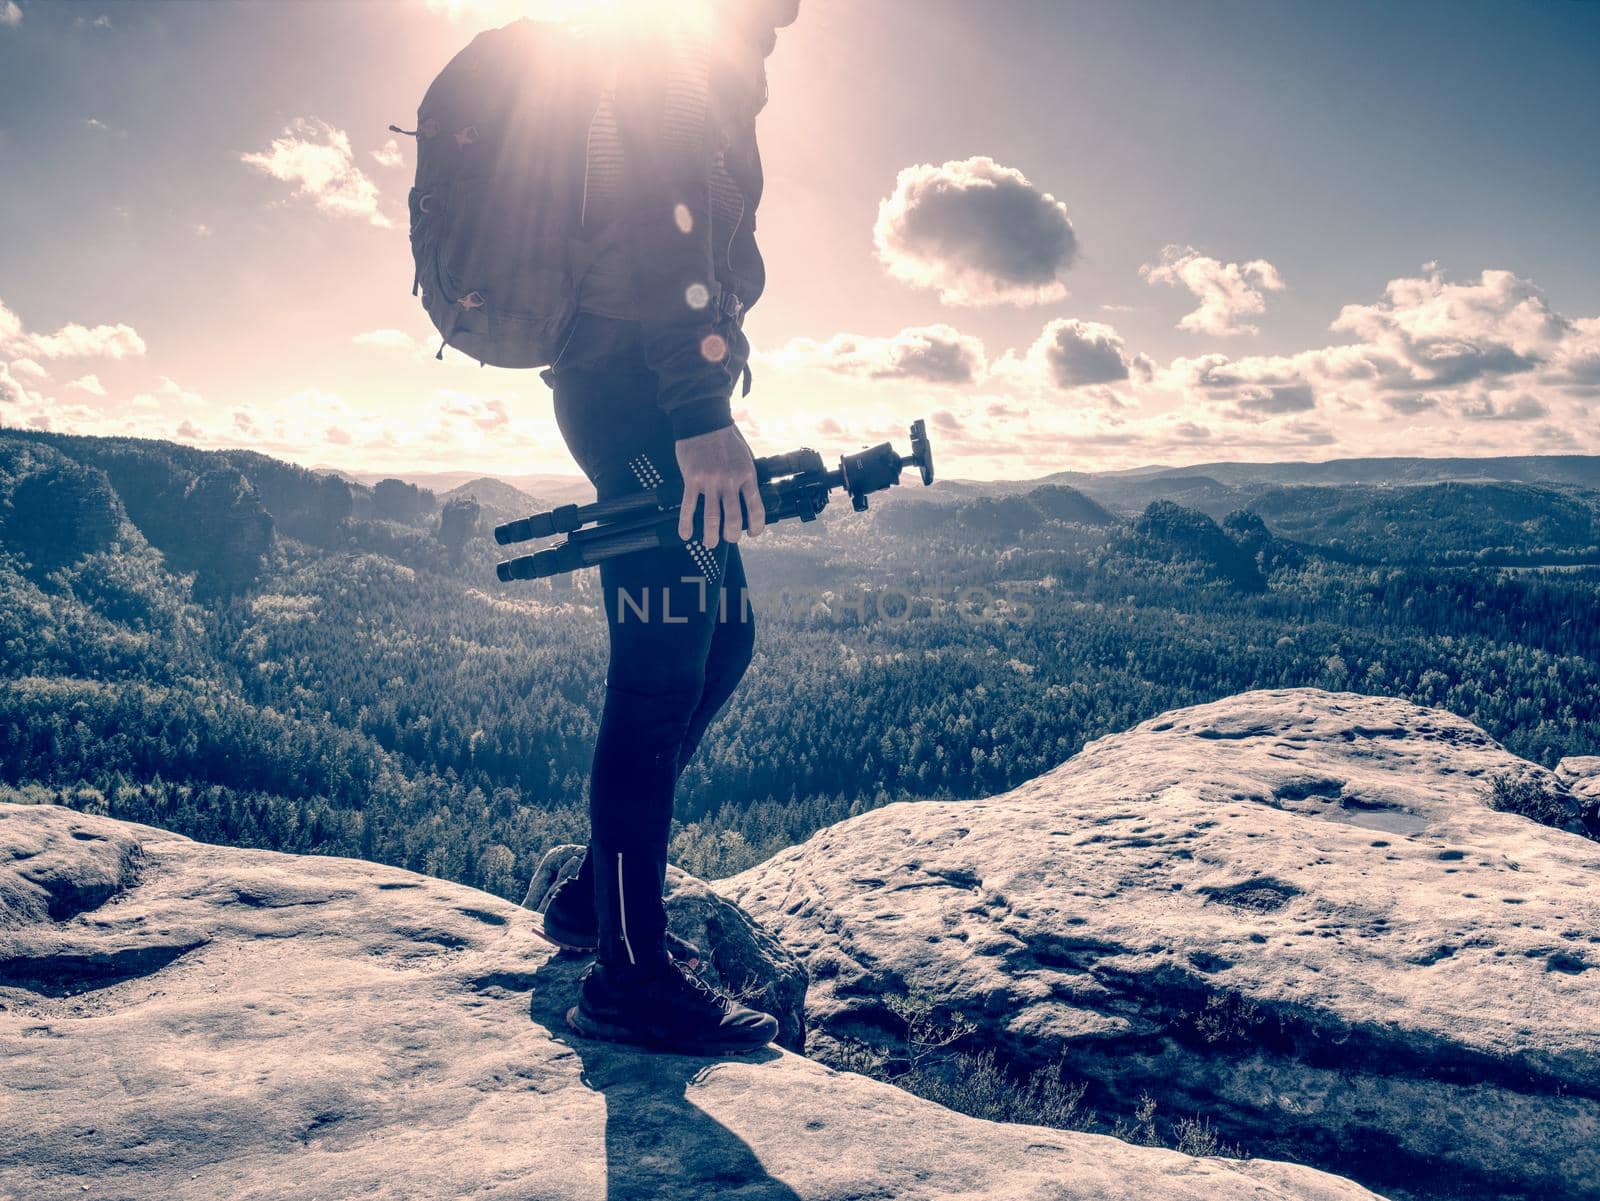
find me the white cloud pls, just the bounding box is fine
[1015,318,1154,390]
[1140,245,1285,336]
[0,361,46,421]
[0,3,21,29]
[131,376,204,412]
[0,295,146,361]
[11,265,1593,479]
[352,326,480,367]
[1232,382,1317,417]
[23,322,145,360]
[0,298,22,344]
[0,361,115,438]
[1329,268,1565,388]
[873,157,1078,306]
[241,118,393,228]
[750,265,1598,475]
[68,373,107,396]
[101,383,542,472]
[371,138,405,169]
[1160,268,1598,437]
[1,354,559,472]
[1458,393,1548,422]
[767,324,986,384]
[1551,316,1600,390]
[353,328,419,352]
[429,390,511,434]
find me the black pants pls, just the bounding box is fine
[549,333,755,971]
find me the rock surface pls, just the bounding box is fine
[0,802,1380,1201]
[718,689,1600,1201]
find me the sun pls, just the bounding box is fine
[425,0,709,28]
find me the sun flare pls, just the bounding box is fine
[426,0,712,29]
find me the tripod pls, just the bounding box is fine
[495,419,935,581]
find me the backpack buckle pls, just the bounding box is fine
[718,288,744,324]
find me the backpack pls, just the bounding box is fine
[391,19,609,369]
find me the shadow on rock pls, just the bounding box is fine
[527,950,802,1201]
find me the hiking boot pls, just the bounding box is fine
[566,957,779,1055]
[534,875,702,965]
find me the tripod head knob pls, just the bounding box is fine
[909,418,935,486]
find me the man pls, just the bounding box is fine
[533,0,800,1056]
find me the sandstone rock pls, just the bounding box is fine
[1556,755,1600,804]
[718,689,1600,1201]
[523,842,810,1052]
[0,802,1379,1201]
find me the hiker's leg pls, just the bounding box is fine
[587,485,731,967]
[549,341,744,964]
[548,347,673,936]
[559,524,752,923]
[676,543,755,777]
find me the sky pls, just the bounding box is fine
[1,0,1597,481]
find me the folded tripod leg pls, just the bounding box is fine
[496,480,830,582]
[498,511,685,580]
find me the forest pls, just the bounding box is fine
[4,428,1599,899]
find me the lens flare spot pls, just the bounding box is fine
[685,282,711,310]
[673,203,694,234]
[699,333,728,362]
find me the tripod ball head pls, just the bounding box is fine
[909,418,934,486]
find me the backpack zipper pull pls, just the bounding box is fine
[389,121,439,139]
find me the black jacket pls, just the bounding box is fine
[548,7,795,440]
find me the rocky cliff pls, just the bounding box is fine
[0,799,1378,1201]
[718,689,1600,1201]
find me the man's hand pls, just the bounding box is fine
[675,425,766,548]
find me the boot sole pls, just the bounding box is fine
[565,1004,775,1057]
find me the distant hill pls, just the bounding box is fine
[1026,483,1118,526]
[321,452,1600,525]
[1247,481,1600,565]
[878,483,1115,538]
[320,467,593,506]
[1079,473,1244,519]
[0,428,471,587]
[438,477,545,525]
[61,431,1599,575]
[933,453,1600,521]
[1146,455,1600,489]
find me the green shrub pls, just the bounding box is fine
[1485,771,1570,828]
